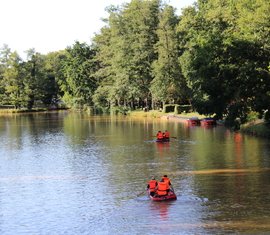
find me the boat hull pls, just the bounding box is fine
[156,138,170,143]
[147,189,177,201]
[186,119,201,126]
[200,118,216,126]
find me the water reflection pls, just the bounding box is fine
[1,112,270,234]
[149,201,172,221]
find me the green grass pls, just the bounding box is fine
[0,108,51,114]
[128,110,165,118]
[128,110,207,119]
[241,121,270,138]
[176,112,207,119]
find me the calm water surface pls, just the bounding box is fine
[0,111,270,234]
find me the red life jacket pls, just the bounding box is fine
[162,177,171,185]
[148,180,157,192]
[164,131,170,138]
[157,181,169,196]
[157,132,163,139]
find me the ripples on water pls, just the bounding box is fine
[1,113,270,234]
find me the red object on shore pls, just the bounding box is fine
[147,189,177,201]
[186,117,201,126]
[200,118,216,126]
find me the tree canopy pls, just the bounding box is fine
[0,0,269,125]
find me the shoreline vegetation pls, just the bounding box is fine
[1,1,269,141]
[2,108,269,138]
[0,107,68,114]
[129,110,270,138]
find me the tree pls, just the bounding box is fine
[178,0,270,122]
[60,41,98,108]
[1,51,27,108]
[93,0,160,110]
[151,5,188,108]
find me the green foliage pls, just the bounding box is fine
[93,0,160,109]
[178,105,192,114]
[151,4,190,106]
[246,111,259,122]
[178,0,270,122]
[1,0,270,126]
[61,41,98,108]
[163,104,191,114]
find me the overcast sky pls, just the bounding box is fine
[0,0,195,56]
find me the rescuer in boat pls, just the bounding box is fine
[155,179,170,197]
[163,130,170,140]
[147,176,158,196]
[162,175,171,186]
[156,131,164,141]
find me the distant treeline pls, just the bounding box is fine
[0,0,269,125]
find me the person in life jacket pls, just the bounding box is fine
[156,179,170,196]
[162,174,172,187]
[163,130,170,140]
[147,176,158,196]
[156,131,163,140]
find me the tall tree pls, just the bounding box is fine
[151,5,188,107]
[93,0,160,110]
[178,0,270,122]
[61,41,98,108]
[1,51,27,108]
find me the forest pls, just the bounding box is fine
[0,0,269,126]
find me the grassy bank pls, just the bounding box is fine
[0,108,68,115]
[128,110,206,119]
[241,120,270,138]
[0,108,47,114]
[129,110,270,138]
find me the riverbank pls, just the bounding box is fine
[129,110,206,120]
[241,120,270,138]
[129,110,270,138]
[0,107,68,115]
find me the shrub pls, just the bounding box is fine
[163,104,175,113]
[246,111,259,122]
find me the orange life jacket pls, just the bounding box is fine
[157,132,163,139]
[164,131,170,138]
[162,177,171,186]
[156,181,169,196]
[148,180,157,192]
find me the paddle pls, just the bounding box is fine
[137,190,146,197]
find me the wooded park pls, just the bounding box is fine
[0,0,269,127]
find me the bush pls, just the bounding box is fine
[246,111,259,122]
[163,104,175,113]
[178,105,192,113]
[163,104,192,114]
[110,106,130,115]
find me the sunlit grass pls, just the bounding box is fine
[0,108,48,114]
[241,121,270,138]
[128,110,165,118]
[129,110,206,119]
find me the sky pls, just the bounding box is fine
[0,0,195,56]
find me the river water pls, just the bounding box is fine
[0,111,270,234]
